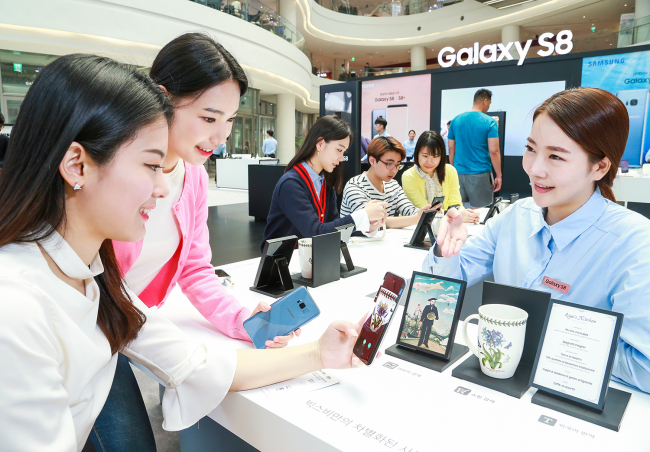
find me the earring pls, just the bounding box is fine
[73,183,81,191]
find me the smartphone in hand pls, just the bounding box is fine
[243,286,320,349]
[431,196,445,210]
[353,272,406,365]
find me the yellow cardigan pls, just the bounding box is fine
[401,164,463,210]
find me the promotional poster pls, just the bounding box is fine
[440,80,566,156]
[582,50,650,166]
[360,74,431,146]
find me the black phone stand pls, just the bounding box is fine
[385,343,469,372]
[404,210,437,251]
[249,256,297,298]
[340,241,367,278]
[291,231,342,288]
[531,387,631,432]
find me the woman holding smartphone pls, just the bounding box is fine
[262,115,387,245]
[0,53,366,451]
[401,131,479,223]
[424,87,650,393]
[93,33,299,450]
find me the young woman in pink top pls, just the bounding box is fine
[91,33,297,450]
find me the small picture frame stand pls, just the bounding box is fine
[528,300,628,431]
[291,231,341,288]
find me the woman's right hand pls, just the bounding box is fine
[317,315,366,369]
[364,200,388,223]
[436,208,467,258]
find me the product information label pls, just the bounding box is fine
[532,304,617,403]
[541,276,571,294]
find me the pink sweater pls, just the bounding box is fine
[113,162,252,341]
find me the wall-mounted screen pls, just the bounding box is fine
[582,50,650,167]
[361,74,431,149]
[440,81,566,156]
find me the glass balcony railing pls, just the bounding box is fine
[314,0,463,17]
[188,0,310,59]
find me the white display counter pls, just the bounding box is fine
[613,167,650,204]
[141,219,650,452]
[215,157,278,189]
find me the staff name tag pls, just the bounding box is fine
[541,276,570,294]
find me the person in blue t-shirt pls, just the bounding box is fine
[448,89,501,207]
[262,129,278,158]
[403,129,416,161]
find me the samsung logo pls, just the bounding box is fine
[587,58,625,67]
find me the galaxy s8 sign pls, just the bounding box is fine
[582,50,650,167]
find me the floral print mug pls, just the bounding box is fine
[462,304,528,379]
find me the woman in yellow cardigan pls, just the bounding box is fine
[402,131,480,223]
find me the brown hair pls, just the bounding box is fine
[367,136,406,162]
[414,131,447,184]
[533,87,628,203]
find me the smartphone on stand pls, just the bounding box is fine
[243,286,320,349]
[387,104,409,144]
[371,108,387,139]
[353,272,406,365]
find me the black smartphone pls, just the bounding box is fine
[353,272,406,365]
[431,196,445,210]
[509,193,519,204]
[215,269,230,278]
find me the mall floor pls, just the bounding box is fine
[83,163,265,452]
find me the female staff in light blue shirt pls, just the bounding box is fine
[423,87,650,393]
[403,129,416,161]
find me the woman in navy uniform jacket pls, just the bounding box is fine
[262,115,386,248]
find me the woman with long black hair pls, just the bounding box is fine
[262,115,387,246]
[0,53,365,451]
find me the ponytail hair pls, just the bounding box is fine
[533,87,628,202]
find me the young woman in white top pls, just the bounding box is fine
[0,54,365,451]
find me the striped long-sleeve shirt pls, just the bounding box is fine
[341,173,418,219]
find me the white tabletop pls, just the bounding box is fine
[155,218,650,451]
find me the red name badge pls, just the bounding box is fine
[541,276,571,295]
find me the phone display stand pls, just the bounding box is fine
[340,241,367,278]
[385,343,469,373]
[404,210,437,251]
[250,236,302,298]
[452,281,552,398]
[291,231,341,288]
[531,387,631,432]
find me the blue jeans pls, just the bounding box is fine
[89,354,157,452]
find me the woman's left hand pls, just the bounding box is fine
[249,302,302,348]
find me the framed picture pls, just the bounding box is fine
[396,271,467,360]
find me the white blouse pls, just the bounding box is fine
[0,231,236,452]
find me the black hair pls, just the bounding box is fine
[150,33,249,103]
[0,54,174,354]
[286,115,352,193]
[0,112,4,125]
[267,130,274,137]
[374,117,387,128]
[474,88,492,104]
[408,129,416,135]
[414,131,447,184]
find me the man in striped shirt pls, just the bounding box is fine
[341,137,432,232]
